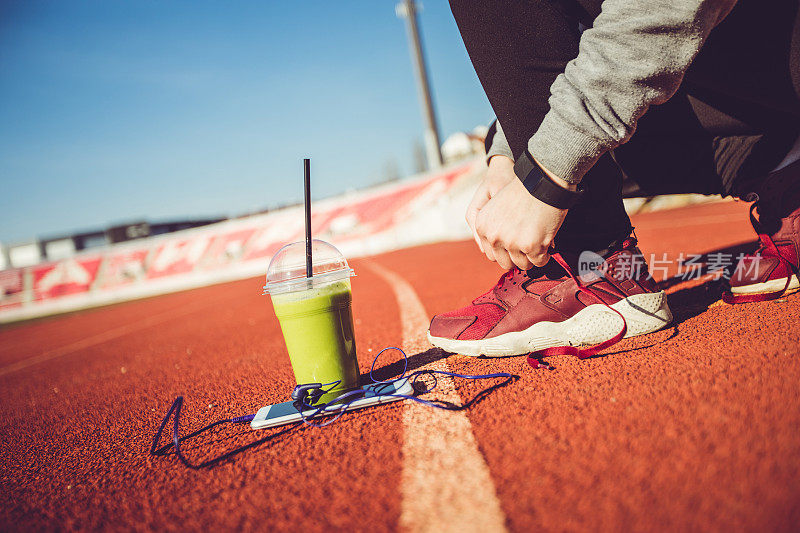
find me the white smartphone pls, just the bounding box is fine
[250,378,414,430]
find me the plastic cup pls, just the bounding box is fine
[264,240,359,404]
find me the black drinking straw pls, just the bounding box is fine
[304,158,312,279]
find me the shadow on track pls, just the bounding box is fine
[370,346,518,409]
[656,240,756,292]
[662,279,726,324]
[368,347,450,381]
[150,397,308,470]
[551,276,729,367]
[651,239,763,326]
[403,370,518,411]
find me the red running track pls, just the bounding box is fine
[1,199,799,531]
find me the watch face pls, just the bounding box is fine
[529,167,582,209]
[515,150,582,208]
[514,150,539,184]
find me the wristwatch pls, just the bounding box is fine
[513,150,584,209]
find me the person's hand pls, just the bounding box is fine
[465,155,516,248]
[473,161,575,270]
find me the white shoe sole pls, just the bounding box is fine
[427,291,673,357]
[729,275,799,295]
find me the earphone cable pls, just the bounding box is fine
[151,346,514,465]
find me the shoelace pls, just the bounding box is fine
[474,267,520,303]
[526,252,628,370]
[722,203,799,304]
[494,268,519,289]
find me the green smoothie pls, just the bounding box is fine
[271,278,359,404]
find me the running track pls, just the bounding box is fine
[2,200,799,531]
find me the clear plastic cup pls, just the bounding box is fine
[263,240,358,404]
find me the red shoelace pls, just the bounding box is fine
[526,252,628,370]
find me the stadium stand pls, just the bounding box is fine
[0,160,481,323]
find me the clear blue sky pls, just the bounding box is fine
[0,0,493,244]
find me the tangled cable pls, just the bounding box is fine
[151,347,514,468]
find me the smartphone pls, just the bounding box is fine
[250,378,414,430]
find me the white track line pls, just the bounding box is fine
[365,262,508,533]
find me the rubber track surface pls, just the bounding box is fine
[2,200,799,531]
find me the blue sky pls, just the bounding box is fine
[0,1,493,243]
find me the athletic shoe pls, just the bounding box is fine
[726,161,800,303]
[726,204,800,302]
[427,238,673,357]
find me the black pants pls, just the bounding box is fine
[451,0,800,251]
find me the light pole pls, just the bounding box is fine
[396,0,443,170]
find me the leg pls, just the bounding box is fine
[615,0,800,200]
[450,0,632,253]
[611,0,800,302]
[687,0,800,205]
[430,0,673,356]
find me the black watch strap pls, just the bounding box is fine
[484,120,498,155]
[513,150,584,209]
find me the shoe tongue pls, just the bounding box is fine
[525,258,567,280]
[549,237,639,273]
[518,259,570,297]
[471,271,511,306]
[472,268,527,306]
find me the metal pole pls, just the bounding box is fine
[397,0,443,170]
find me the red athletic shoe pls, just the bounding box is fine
[726,161,800,303]
[427,238,672,357]
[726,203,800,302]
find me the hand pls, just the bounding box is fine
[474,167,574,270]
[466,155,516,249]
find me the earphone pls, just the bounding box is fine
[291,382,328,407]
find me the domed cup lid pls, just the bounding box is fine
[263,239,354,295]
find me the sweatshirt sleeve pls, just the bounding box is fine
[485,120,514,162]
[528,0,737,184]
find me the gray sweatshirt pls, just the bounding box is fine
[487,0,738,184]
